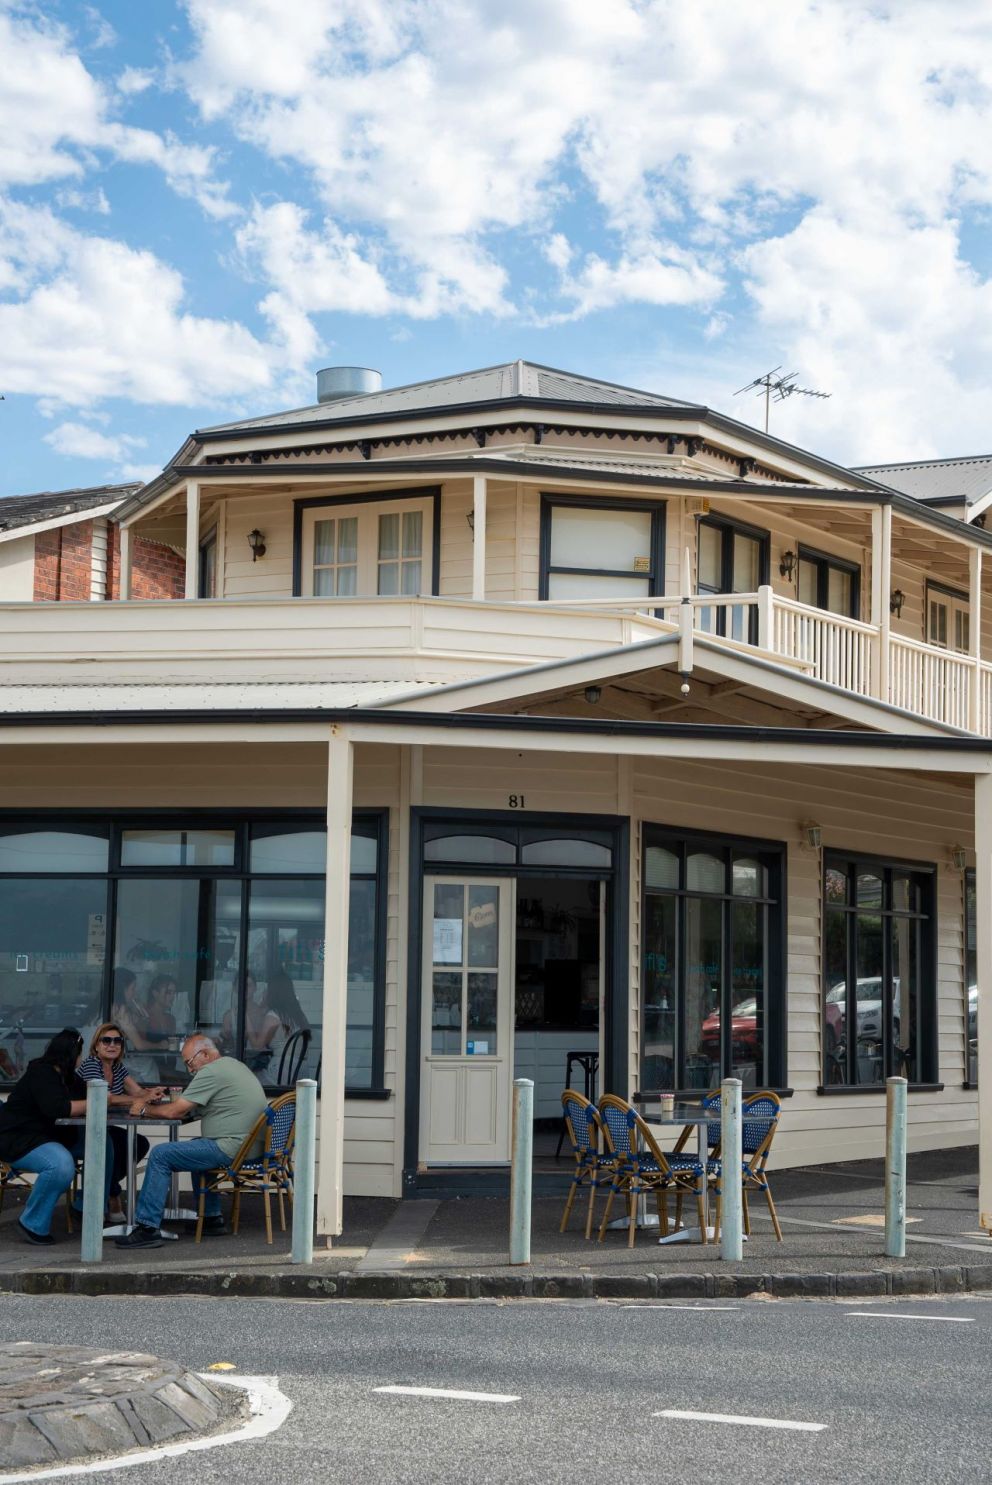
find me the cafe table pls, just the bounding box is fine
[57,1111,196,1241]
[608,1096,741,1245]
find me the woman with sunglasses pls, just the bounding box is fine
[77,1024,164,1223]
[0,1028,113,1244]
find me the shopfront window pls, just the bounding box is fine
[641,829,782,1092]
[0,816,387,1093]
[823,853,935,1087]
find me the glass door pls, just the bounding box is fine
[420,876,514,1164]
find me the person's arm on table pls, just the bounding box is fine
[128,1095,195,1120]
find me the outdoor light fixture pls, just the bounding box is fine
[802,821,823,850]
[246,528,266,562]
[890,589,905,618]
[950,844,968,871]
[584,686,602,704]
[779,550,797,581]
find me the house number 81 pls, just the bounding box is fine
[508,794,526,809]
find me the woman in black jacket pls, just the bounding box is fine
[0,1028,99,1244]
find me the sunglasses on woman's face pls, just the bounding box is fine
[99,1036,123,1046]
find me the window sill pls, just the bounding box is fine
[345,1086,392,1101]
[635,1087,794,1102]
[816,1083,944,1096]
[963,1082,978,1091]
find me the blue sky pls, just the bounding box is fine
[3,0,992,499]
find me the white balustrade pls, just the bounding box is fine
[771,595,875,694]
[889,634,974,730]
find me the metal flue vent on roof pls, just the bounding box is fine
[316,366,383,403]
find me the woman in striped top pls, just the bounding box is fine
[77,1024,164,1222]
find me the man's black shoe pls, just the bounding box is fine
[18,1220,54,1246]
[199,1215,228,1236]
[115,1223,164,1249]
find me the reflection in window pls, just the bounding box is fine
[520,838,612,868]
[0,830,109,873]
[424,834,515,865]
[823,855,934,1087]
[0,878,108,1074]
[120,829,235,868]
[641,832,780,1092]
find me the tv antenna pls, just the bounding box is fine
[734,367,830,433]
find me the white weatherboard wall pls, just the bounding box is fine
[0,534,34,600]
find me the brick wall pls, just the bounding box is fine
[34,520,186,601]
[105,524,187,601]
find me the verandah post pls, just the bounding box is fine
[81,1078,108,1263]
[976,773,992,1236]
[316,726,354,1245]
[183,479,201,600]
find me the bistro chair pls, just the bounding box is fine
[597,1094,707,1249]
[558,1090,611,1240]
[194,1091,297,1245]
[275,1029,312,1087]
[710,1090,783,1242]
[554,1051,600,1159]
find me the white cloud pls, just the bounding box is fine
[44,422,146,461]
[0,202,284,408]
[54,186,111,215]
[117,66,154,96]
[546,238,722,321]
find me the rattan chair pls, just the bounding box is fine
[558,1090,611,1240]
[597,1094,707,1248]
[194,1091,297,1244]
[710,1090,783,1242]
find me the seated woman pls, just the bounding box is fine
[221,972,310,1077]
[145,976,179,1044]
[77,1024,164,1223]
[111,966,161,1086]
[0,1028,113,1245]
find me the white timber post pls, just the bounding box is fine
[976,772,992,1235]
[118,524,132,601]
[472,474,487,601]
[184,480,201,600]
[316,726,354,1243]
[969,547,983,733]
[870,504,892,701]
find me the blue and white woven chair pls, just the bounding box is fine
[194,1091,297,1244]
[665,1089,721,1232]
[597,1094,707,1248]
[559,1090,612,1240]
[710,1090,783,1242]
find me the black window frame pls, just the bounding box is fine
[820,850,939,1093]
[924,578,970,651]
[0,809,390,1099]
[696,514,770,641]
[538,494,666,602]
[640,823,787,1094]
[291,486,442,599]
[198,527,217,599]
[797,544,861,620]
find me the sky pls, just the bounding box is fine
[2,0,992,499]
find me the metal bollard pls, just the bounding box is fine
[291,1079,318,1264]
[81,1078,108,1263]
[509,1078,534,1265]
[885,1076,908,1258]
[720,1078,743,1262]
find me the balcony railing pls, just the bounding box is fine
[542,586,990,734]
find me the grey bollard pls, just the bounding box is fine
[720,1078,743,1262]
[81,1078,108,1263]
[509,1078,534,1265]
[291,1078,318,1264]
[885,1076,908,1258]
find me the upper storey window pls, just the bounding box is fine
[539,497,665,601]
[797,546,860,620]
[696,515,769,642]
[295,491,438,598]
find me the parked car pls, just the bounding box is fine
[825,978,900,1048]
[699,998,759,1061]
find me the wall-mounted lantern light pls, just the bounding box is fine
[779,550,797,581]
[950,844,968,871]
[584,686,602,705]
[246,528,266,562]
[801,821,823,850]
[889,589,905,618]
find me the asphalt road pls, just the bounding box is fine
[1,1292,990,1483]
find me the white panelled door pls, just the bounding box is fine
[420,876,514,1165]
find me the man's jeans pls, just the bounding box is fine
[135,1138,227,1229]
[10,1135,113,1237]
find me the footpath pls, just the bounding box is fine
[0,1147,989,1302]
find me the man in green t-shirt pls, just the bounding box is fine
[116,1034,268,1249]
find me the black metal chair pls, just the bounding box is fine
[555,1050,600,1158]
[276,1028,312,1086]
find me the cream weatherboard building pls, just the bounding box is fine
[1,361,991,1242]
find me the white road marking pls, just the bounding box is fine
[845,1311,975,1323]
[0,1376,291,1483]
[655,1409,826,1432]
[375,1385,519,1403]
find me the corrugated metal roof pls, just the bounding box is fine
[855,455,992,505]
[480,447,814,485]
[0,680,445,714]
[0,483,138,533]
[196,360,694,436]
